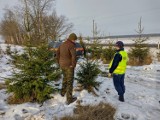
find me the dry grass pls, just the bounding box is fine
[0,82,33,105]
[128,55,152,66]
[60,102,116,120]
[157,52,160,61]
[7,95,33,104]
[0,83,6,90]
[102,58,110,64]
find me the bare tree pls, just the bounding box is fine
[43,11,73,40]
[21,0,56,44]
[0,10,22,44]
[0,0,73,45]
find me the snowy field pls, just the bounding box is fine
[84,37,160,45]
[0,42,160,120]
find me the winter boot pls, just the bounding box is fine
[66,97,77,105]
[119,95,125,102]
[60,93,65,97]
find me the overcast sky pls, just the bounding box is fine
[0,0,160,36]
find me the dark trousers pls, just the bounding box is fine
[113,74,125,96]
[61,67,74,103]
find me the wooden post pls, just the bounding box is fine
[158,42,160,49]
[93,20,95,40]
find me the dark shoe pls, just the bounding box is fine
[66,97,77,105]
[60,93,65,97]
[119,95,125,102]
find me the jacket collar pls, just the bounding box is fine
[67,39,76,45]
[116,48,124,52]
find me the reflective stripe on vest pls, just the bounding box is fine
[109,51,128,74]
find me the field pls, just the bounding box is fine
[0,40,160,120]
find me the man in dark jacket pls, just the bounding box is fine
[56,33,77,104]
[109,41,128,102]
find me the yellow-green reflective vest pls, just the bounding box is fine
[109,51,128,74]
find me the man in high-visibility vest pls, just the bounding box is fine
[108,41,128,102]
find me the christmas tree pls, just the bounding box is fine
[129,18,151,65]
[6,42,61,103]
[76,59,101,95]
[101,41,116,64]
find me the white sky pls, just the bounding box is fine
[0,0,160,37]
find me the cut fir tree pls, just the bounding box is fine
[76,59,101,96]
[5,43,61,104]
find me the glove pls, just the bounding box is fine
[108,73,112,78]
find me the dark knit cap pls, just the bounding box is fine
[116,41,124,48]
[68,33,77,40]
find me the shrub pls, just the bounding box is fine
[128,47,151,65]
[0,83,6,90]
[157,51,160,61]
[88,46,102,60]
[92,46,103,60]
[79,35,86,57]
[88,39,103,60]
[5,44,61,104]
[5,44,12,55]
[101,41,116,64]
[60,102,116,120]
[76,60,101,95]
[128,18,152,65]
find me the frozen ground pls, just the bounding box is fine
[0,44,160,120]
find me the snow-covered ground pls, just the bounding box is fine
[0,44,160,120]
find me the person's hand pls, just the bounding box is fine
[108,73,112,78]
[70,66,75,69]
[70,66,73,68]
[70,66,74,70]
